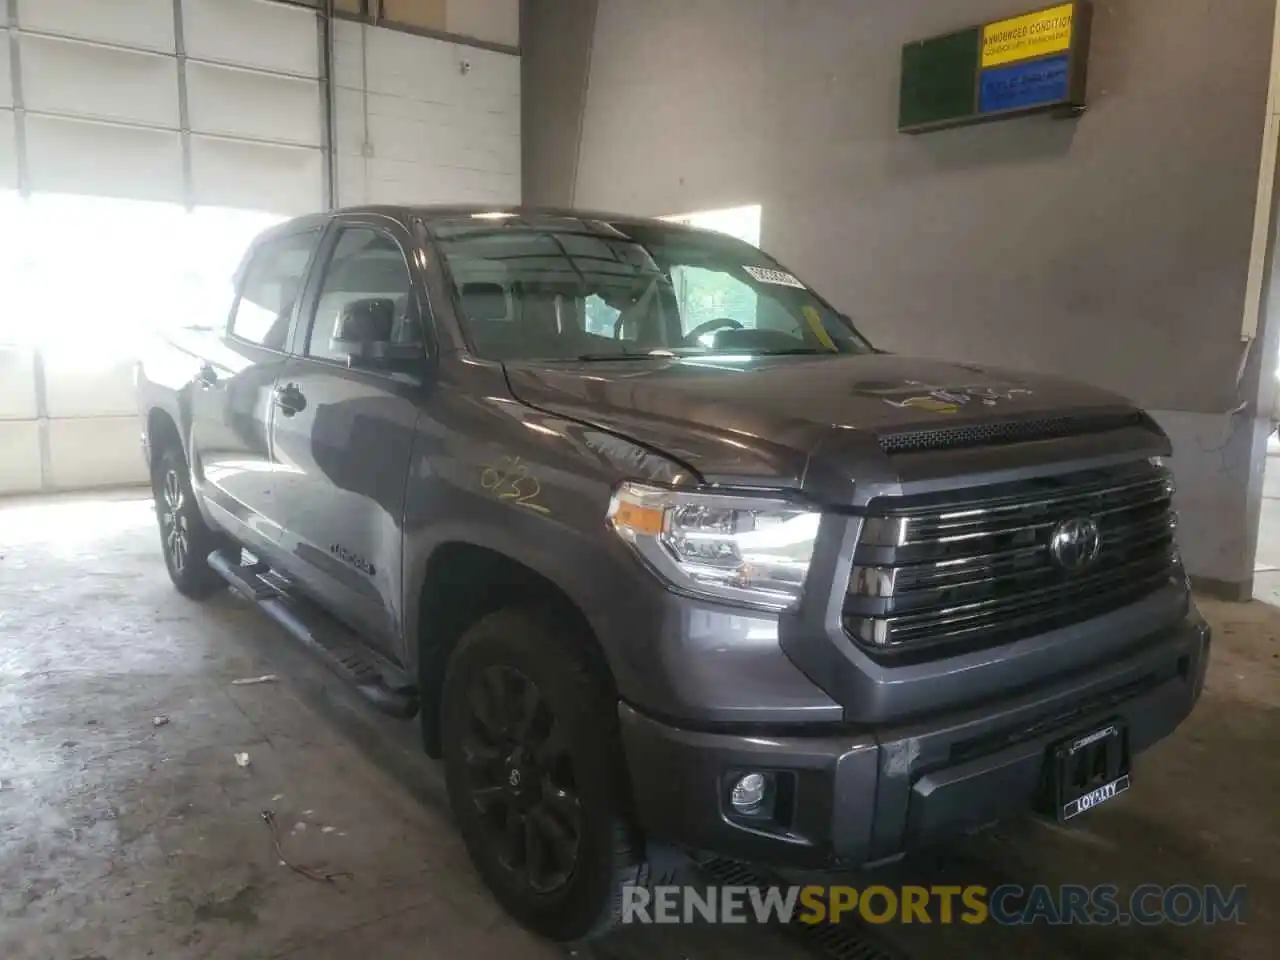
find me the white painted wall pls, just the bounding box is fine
[333,19,520,207]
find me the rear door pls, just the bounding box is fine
[190,227,321,548]
[269,215,431,657]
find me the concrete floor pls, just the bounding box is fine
[1,492,1277,959]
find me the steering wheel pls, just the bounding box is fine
[682,317,744,346]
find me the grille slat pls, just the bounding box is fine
[863,476,1172,548]
[911,487,1172,542]
[845,462,1178,658]
[875,553,1172,639]
[891,512,1175,595]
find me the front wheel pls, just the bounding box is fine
[152,445,228,600]
[441,608,646,941]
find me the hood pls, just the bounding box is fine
[502,353,1155,500]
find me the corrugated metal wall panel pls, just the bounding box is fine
[20,34,180,127]
[191,134,324,213]
[17,0,176,53]
[183,0,320,77]
[0,420,42,495]
[24,116,185,201]
[186,61,322,145]
[0,38,11,105]
[0,112,15,188]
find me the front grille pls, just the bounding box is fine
[844,461,1177,659]
[877,411,1147,455]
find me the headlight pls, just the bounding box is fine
[607,482,822,610]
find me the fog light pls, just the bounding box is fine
[730,772,769,814]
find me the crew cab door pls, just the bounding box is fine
[190,227,321,548]
[268,216,430,659]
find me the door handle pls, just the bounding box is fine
[274,382,307,416]
[196,363,219,389]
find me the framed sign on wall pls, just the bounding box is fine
[899,2,1093,134]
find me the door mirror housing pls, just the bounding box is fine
[331,297,421,364]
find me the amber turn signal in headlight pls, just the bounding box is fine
[607,482,822,611]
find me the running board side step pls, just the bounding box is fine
[208,551,419,719]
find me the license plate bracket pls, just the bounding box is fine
[1049,721,1131,821]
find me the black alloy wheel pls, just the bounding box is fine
[152,445,227,599]
[159,465,190,577]
[461,665,582,894]
[441,608,647,941]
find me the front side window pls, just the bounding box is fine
[431,218,871,362]
[306,227,421,363]
[230,230,319,350]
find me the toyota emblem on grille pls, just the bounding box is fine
[1049,517,1102,571]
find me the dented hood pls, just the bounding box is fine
[502,353,1153,499]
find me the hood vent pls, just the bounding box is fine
[877,412,1147,455]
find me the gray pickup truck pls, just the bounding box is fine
[137,205,1209,941]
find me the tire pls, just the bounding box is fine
[152,444,228,600]
[441,608,646,942]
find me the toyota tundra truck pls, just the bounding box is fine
[136,205,1209,941]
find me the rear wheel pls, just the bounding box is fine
[152,445,227,600]
[441,608,645,941]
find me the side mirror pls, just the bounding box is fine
[331,297,420,364]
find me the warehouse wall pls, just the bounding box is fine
[332,18,520,205]
[523,0,1279,594]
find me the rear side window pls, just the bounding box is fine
[229,230,319,350]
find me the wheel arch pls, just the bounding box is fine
[413,539,616,758]
[145,406,182,473]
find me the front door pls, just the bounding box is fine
[269,220,429,659]
[190,228,321,549]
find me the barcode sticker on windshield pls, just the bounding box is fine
[743,265,806,289]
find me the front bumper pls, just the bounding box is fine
[619,610,1210,869]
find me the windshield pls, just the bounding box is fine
[428,216,874,362]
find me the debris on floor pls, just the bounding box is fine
[152,715,169,727]
[231,674,278,686]
[261,810,352,884]
[234,752,251,767]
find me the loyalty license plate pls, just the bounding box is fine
[1051,722,1131,822]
